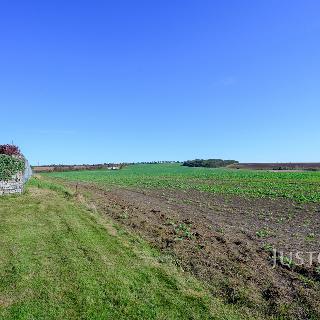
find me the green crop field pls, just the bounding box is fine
[45,163,320,203]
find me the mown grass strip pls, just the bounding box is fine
[0,178,248,320]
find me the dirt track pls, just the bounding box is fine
[67,181,320,319]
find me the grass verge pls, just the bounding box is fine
[0,177,248,320]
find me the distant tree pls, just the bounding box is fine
[182,159,238,168]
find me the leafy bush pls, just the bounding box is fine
[0,144,21,156]
[182,159,238,168]
[0,154,25,181]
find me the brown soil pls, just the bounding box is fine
[65,181,320,319]
[32,164,121,173]
[229,163,320,170]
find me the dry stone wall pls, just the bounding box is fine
[0,172,24,195]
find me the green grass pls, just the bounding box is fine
[0,178,246,320]
[44,163,320,202]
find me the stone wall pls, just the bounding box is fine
[0,172,24,196]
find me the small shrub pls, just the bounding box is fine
[174,223,193,240]
[0,144,21,156]
[0,154,25,181]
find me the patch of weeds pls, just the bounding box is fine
[119,212,129,219]
[277,303,291,317]
[158,254,174,264]
[305,233,316,242]
[257,211,265,220]
[303,219,311,227]
[280,255,295,268]
[256,228,270,238]
[263,243,274,253]
[173,223,194,240]
[315,266,320,275]
[216,227,225,234]
[165,219,177,226]
[219,279,253,307]
[276,217,285,224]
[27,177,73,198]
[165,219,194,240]
[298,274,316,287]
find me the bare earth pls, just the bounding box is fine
[65,181,320,319]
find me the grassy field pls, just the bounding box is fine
[0,178,247,320]
[45,163,320,202]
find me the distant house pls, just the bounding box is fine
[107,166,120,170]
[33,163,122,173]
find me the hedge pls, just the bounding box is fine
[0,155,25,181]
[182,159,239,168]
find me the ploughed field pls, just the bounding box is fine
[229,162,320,171]
[43,164,320,319]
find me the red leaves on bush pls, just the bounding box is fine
[0,144,21,156]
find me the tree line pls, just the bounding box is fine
[182,159,238,168]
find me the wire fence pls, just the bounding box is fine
[24,159,33,182]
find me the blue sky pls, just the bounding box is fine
[1,0,319,165]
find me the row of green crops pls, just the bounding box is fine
[0,155,25,181]
[43,163,320,203]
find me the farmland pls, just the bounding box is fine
[3,1,319,319]
[2,164,320,319]
[229,163,320,171]
[40,163,320,319]
[32,163,122,173]
[45,163,320,202]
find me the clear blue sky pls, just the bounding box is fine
[1,0,319,165]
